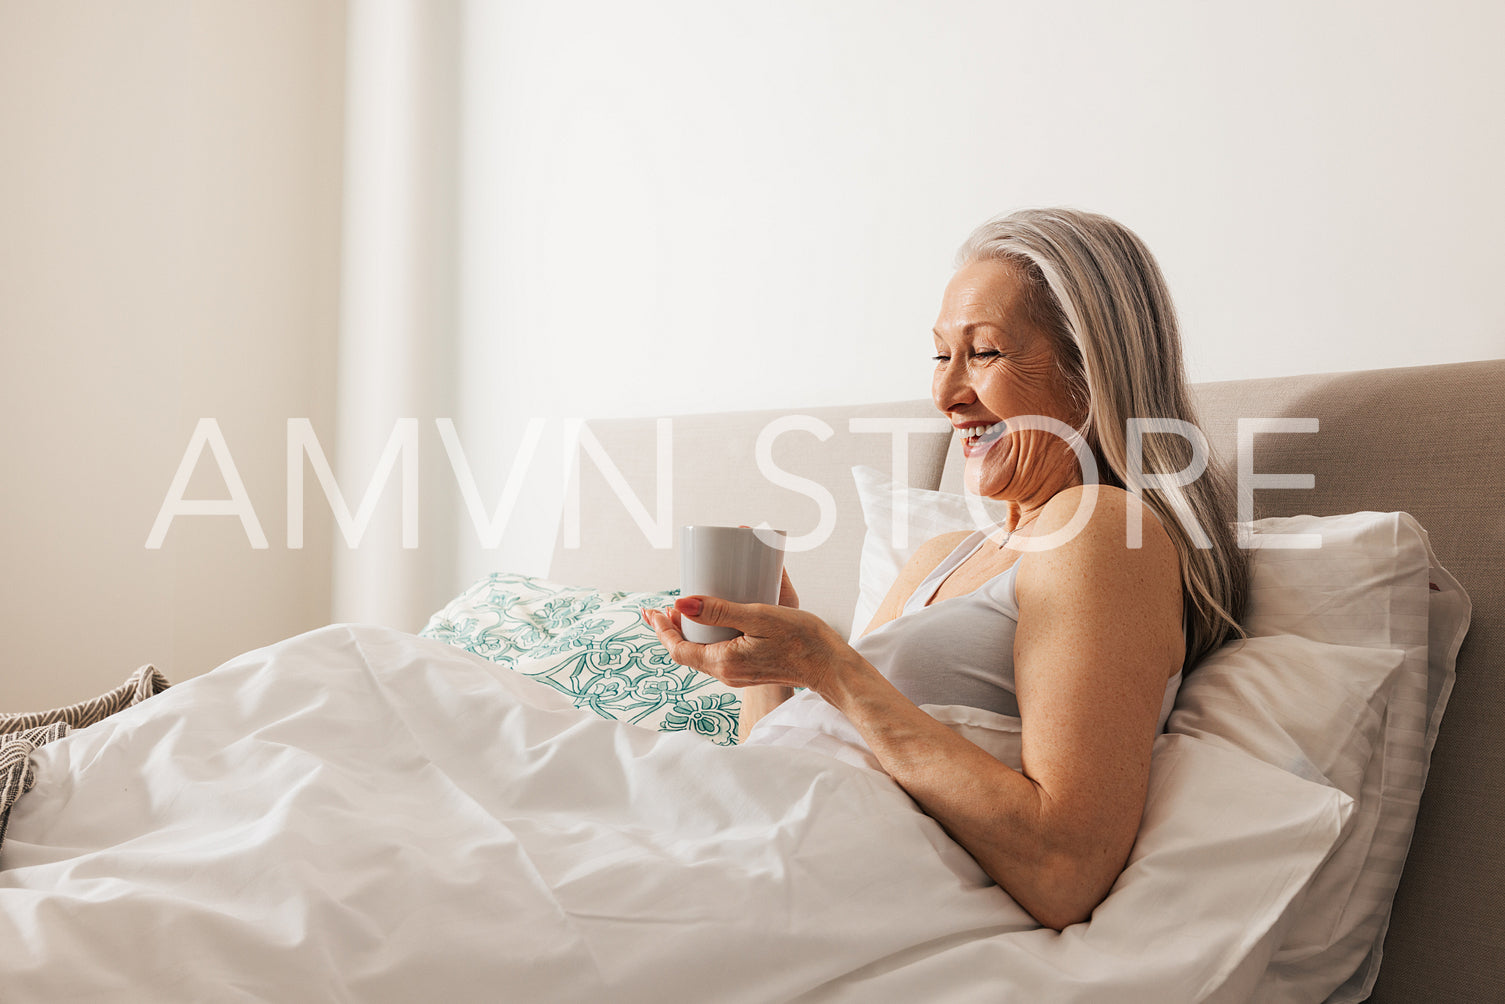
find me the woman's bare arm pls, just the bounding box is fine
[735,684,794,741]
[816,487,1184,928]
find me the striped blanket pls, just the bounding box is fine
[0,666,171,848]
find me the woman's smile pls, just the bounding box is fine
[957,420,1007,457]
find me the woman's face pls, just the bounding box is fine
[931,259,1086,505]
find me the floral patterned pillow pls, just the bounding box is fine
[419,574,741,745]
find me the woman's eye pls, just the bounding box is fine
[934,349,1000,363]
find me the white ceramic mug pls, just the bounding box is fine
[678,525,787,644]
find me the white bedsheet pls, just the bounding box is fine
[0,625,1345,1002]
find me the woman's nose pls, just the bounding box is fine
[933,359,975,411]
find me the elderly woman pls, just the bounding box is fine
[643,208,1248,932]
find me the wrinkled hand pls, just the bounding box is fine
[775,565,799,609]
[641,569,847,694]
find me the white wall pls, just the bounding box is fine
[451,0,1505,590]
[0,1,345,708]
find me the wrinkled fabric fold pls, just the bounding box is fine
[0,665,170,848]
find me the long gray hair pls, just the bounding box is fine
[956,207,1248,667]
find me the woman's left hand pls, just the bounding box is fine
[642,596,848,694]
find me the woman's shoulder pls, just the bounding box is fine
[1016,484,1186,670]
[1021,484,1180,588]
[1041,481,1167,538]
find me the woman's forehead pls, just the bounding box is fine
[936,259,1035,335]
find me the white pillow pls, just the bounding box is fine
[847,466,1469,1000]
[1209,514,1463,1003]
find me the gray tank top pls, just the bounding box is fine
[853,528,1182,730]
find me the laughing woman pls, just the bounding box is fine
[643,207,1249,931]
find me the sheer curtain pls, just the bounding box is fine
[331,0,461,629]
[333,0,584,632]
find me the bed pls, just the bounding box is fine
[1,358,1500,1002]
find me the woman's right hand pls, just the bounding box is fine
[777,566,799,609]
[752,562,800,740]
[644,563,805,740]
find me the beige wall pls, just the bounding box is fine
[0,1,346,708]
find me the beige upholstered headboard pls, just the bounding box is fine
[549,358,1504,1002]
[548,399,952,637]
[1188,360,1504,1003]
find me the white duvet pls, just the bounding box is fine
[0,625,1346,1002]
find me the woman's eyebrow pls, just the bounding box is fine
[933,321,1008,341]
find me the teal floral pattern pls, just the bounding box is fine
[420,574,742,745]
[663,693,740,744]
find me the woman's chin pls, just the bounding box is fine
[964,446,1015,497]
